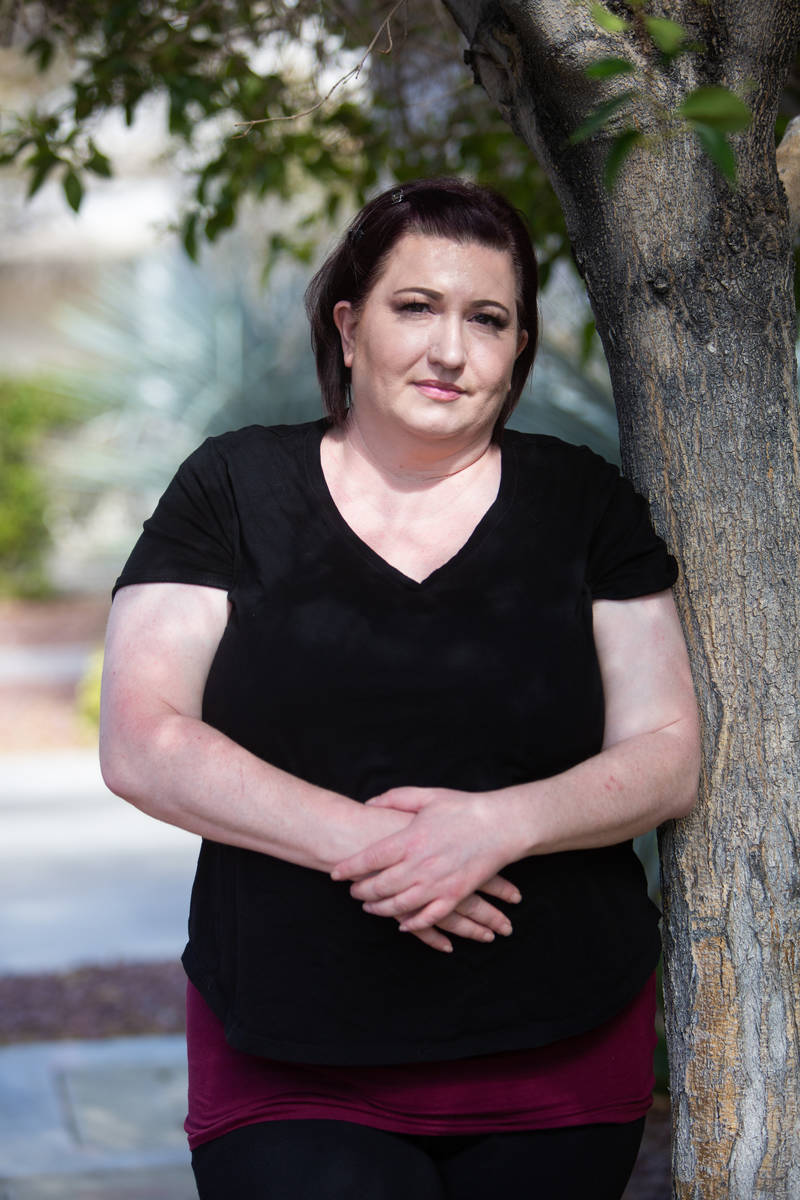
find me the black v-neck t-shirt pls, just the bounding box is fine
[115,419,678,1064]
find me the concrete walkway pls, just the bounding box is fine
[0,1035,194,1198]
[0,749,198,1197]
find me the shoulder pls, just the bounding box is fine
[198,418,324,467]
[174,420,325,492]
[505,428,613,469]
[505,429,621,501]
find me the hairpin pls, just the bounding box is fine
[391,189,405,205]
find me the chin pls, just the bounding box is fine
[412,407,495,441]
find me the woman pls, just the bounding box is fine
[100,178,700,1199]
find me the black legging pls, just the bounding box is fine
[191,1116,646,1200]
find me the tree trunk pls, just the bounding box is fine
[443,1,800,1195]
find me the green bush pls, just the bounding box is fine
[0,378,80,596]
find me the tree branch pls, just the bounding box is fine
[234,0,408,135]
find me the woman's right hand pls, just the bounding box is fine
[352,805,519,953]
[407,882,516,953]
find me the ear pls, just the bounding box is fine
[515,328,529,359]
[333,301,358,368]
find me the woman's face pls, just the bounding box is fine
[333,233,528,447]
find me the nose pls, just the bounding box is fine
[429,315,466,370]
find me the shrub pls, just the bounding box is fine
[0,378,80,596]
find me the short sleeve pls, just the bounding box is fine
[586,459,678,600]
[113,438,237,597]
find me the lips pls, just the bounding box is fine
[414,379,465,401]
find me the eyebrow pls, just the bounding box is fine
[392,287,511,316]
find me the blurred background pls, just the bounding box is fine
[0,2,740,1193]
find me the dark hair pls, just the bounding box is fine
[304,177,539,437]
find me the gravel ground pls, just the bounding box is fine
[0,961,186,1045]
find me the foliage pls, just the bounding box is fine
[52,249,324,469]
[574,4,753,189]
[3,0,797,300]
[0,1,569,280]
[0,378,82,596]
[3,0,797,373]
[1,1,798,256]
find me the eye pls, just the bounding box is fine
[471,311,508,330]
[397,300,431,314]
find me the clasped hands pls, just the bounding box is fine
[331,786,521,954]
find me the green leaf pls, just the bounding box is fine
[590,4,629,33]
[86,144,112,178]
[570,91,637,144]
[677,86,751,133]
[205,199,236,242]
[643,16,687,56]
[25,36,54,72]
[63,169,84,212]
[585,56,636,80]
[182,213,198,261]
[604,127,643,190]
[692,123,737,182]
[25,151,58,198]
[74,86,95,121]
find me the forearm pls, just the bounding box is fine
[495,720,699,861]
[100,710,406,873]
[335,592,700,932]
[336,720,698,932]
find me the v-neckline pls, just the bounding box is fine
[306,420,517,589]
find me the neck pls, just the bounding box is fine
[336,408,497,490]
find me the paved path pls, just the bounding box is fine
[0,1036,194,1197]
[0,624,196,1195]
[1,751,198,974]
[0,748,198,1197]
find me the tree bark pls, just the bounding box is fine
[443,1,800,1196]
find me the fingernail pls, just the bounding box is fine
[482,931,495,942]
[330,870,341,881]
[510,891,521,903]
[363,904,374,914]
[398,923,409,932]
[500,923,513,936]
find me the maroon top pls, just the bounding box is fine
[185,973,656,1149]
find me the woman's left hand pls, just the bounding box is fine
[330,787,521,933]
